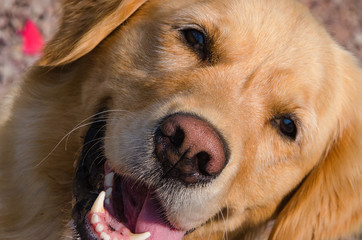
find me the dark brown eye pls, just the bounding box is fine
[184,29,205,50]
[272,116,297,140]
[280,118,297,139]
[181,28,208,60]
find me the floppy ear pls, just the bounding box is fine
[38,0,148,66]
[269,54,362,239]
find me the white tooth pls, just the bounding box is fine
[96,224,104,233]
[105,198,110,206]
[129,232,151,240]
[91,214,100,224]
[105,187,112,198]
[100,232,111,240]
[91,191,105,213]
[105,172,114,187]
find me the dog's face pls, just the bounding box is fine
[1,0,361,240]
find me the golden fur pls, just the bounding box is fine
[0,0,361,239]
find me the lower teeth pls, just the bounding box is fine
[89,191,151,240]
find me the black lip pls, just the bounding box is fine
[72,111,108,239]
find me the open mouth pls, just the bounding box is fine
[72,111,186,240]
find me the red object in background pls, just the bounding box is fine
[21,20,44,55]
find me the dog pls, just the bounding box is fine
[0,0,361,239]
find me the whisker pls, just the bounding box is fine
[33,109,131,168]
[208,215,214,240]
[218,206,229,240]
[64,109,130,148]
[80,138,105,170]
[33,119,105,168]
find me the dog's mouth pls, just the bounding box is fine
[72,112,186,240]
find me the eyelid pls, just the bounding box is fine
[273,113,299,124]
[176,24,207,35]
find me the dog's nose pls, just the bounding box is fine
[155,113,228,184]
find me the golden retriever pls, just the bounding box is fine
[0,0,361,239]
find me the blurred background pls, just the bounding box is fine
[0,0,361,99]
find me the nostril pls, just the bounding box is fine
[155,113,229,185]
[196,151,211,176]
[169,127,185,147]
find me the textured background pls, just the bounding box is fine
[1,0,361,98]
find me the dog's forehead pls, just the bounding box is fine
[142,0,322,69]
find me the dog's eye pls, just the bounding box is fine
[272,116,297,140]
[184,29,205,49]
[181,28,208,59]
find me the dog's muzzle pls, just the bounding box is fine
[71,111,229,240]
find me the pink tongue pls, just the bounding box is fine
[135,193,186,240]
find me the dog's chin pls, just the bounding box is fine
[71,111,187,240]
